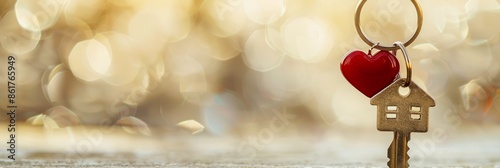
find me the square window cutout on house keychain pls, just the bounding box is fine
[340,0,435,168]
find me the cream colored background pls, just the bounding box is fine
[0,0,499,166]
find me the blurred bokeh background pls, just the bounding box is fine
[1,0,500,166]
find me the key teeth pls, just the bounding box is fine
[387,141,393,167]
[387,144,411,168]
[407,146,410,167]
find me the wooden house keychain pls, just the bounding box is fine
[340,0,435,167]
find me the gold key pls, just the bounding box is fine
[371,78,435,168]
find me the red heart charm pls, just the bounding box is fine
[340,50,400,98]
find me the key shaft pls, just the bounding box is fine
[388,131,410,168]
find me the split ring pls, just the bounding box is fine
[355,0,423,50]
[393,41,412,87]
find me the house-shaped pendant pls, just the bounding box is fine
[370,78,435,133]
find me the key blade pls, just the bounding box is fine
[387,131,411,168]
[387,137,394,167]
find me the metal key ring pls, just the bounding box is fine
[355,0,423,51]
[393,41,412,87]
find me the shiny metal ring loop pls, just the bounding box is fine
[393,41,412,87]
[355,0,423,51]
[367,42,380,55]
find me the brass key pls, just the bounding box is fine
[371,78,435,168]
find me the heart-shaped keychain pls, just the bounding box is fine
[340,50,400,97]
